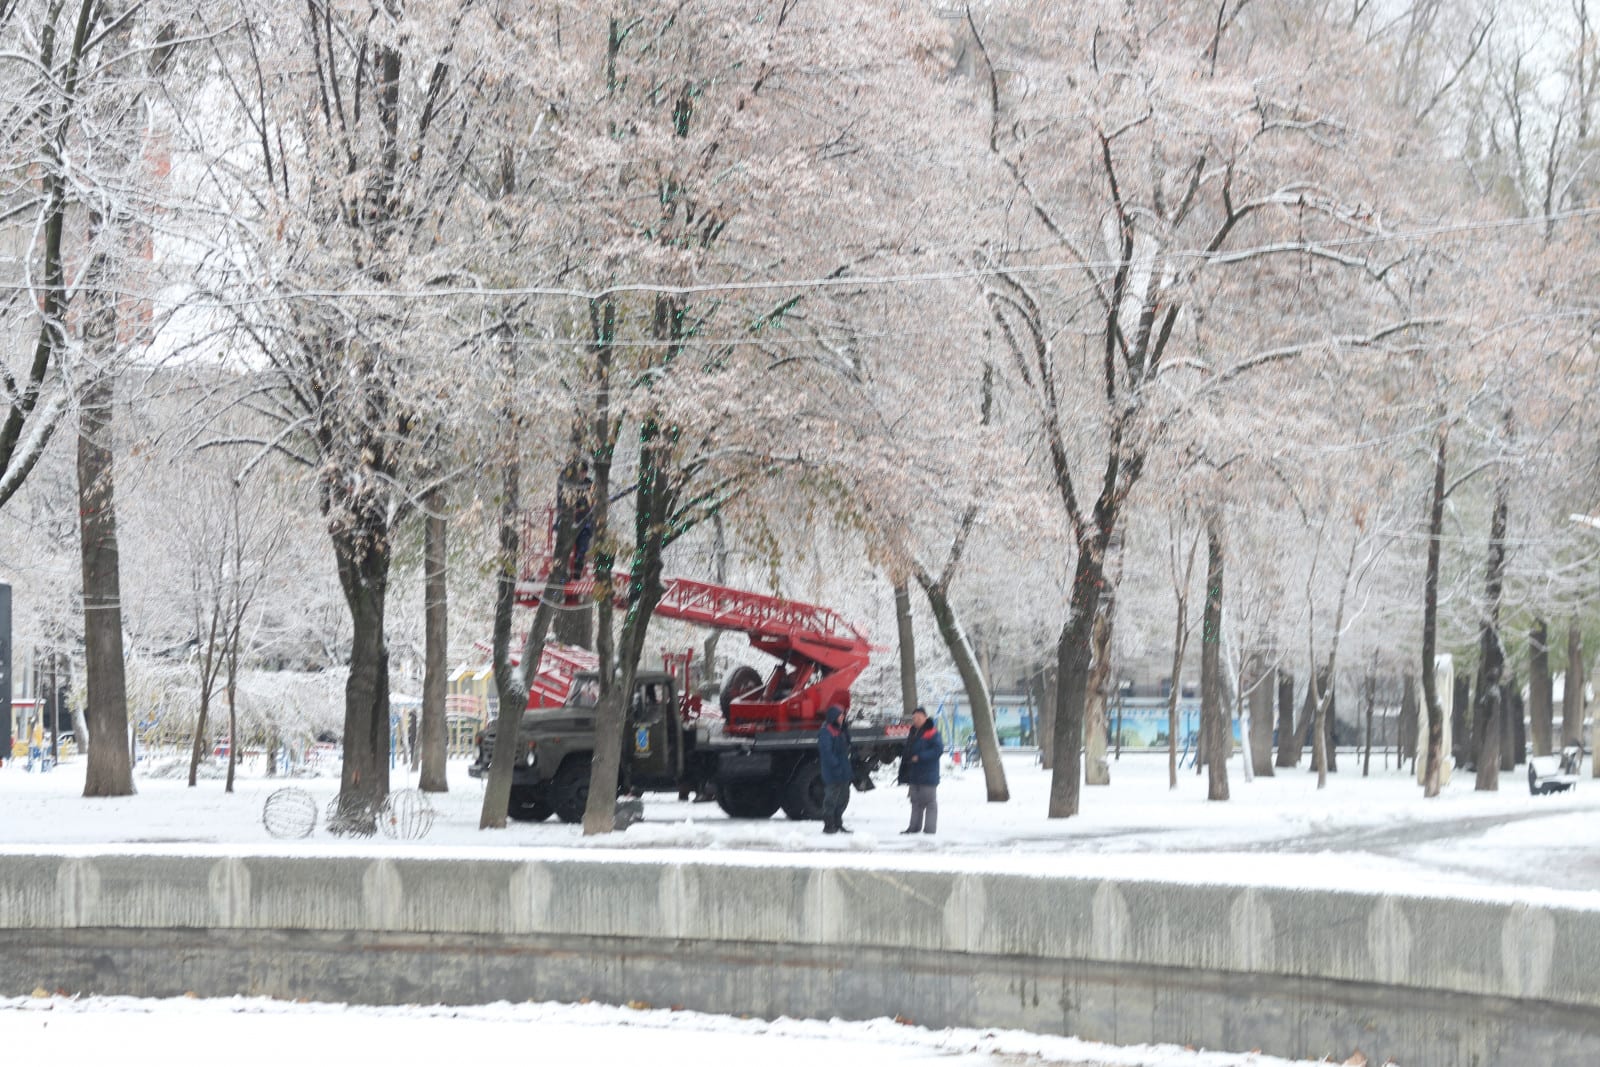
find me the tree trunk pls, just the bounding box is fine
[552,590,594,649]
[1290,673,1316,769]
[481,456,580,830]
[1562,620,1584,748]
[1421,422,1448,797]
[188,604,222,788]
[1590,665,1600,775]
[1472,674,1502,789]
[894,580,918,717]
[1166,602,1188,790]
[917,574,1009,802]
[1035,666,1056,769]
[332,524,392,823]
[78,370,133,798]
[1501,678,1519,772]
[1324,684,1338,774]
[419,486,449,792]
[1530,618,1553,756]
[1513,684,1526,767]
[583,394,678,835]
[1083,604,1114,786]
[1451,674,1471,771]
[1247,657,1275,777]
[588,295,621,695]
[1362,667,1376,777]
[1275,670,1296,768]
[702,513,727,684]
[1452,681,1472,771]
[1048,543,1102,818]
[1399,673,1419,768]
[1200,513,1228,801]
[582,466,669,835]
[1283,674,1313,769]
[224,638,240,794]
[1309,667,1330,788]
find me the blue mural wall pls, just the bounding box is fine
[931,693,1235,749]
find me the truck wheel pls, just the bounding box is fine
[507,785,553,823]
[720,666,764,717]
[781,757,825,820]
[551,759,591,824]
[716,781,780,819]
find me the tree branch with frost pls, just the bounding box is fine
[981,270,1089,540]
[965,6,1114,316]
[0,388,64,509]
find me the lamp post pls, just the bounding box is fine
[46,650,59,766]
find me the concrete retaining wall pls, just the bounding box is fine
[2,853,1597,1066]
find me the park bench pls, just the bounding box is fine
[1528,745,1584,795]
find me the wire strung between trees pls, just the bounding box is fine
[4,206,1600,310]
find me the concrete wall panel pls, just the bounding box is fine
[2,852,1598,1067]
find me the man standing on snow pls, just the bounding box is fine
[818,703,853,834]
[900,706,942,835]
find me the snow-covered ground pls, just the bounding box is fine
[5,748,1596,1067]
[4,747,1597,904]
[0,993,1327,1067]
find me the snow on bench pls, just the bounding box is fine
[1528,746,1584,795]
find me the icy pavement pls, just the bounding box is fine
[0,994,1332,1067]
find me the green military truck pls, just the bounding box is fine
[469,667,906,823]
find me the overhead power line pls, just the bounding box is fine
[2,207,1599,310]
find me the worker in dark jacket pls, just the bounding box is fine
[817,704,853,834]
[901,706,942,835]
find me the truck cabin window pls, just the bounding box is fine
[633,682,667,723]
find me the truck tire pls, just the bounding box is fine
[780,757,825,820]
[720,665,764,717]
[507,785,553,823]
[551,758,591,824]
[716,780,781,819]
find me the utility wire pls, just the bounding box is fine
[3,206,1600,308]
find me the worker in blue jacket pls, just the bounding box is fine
[900,706,942,834]
[817,704,853,834]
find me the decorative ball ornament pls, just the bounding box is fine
[262,788,319,839]
[378,788,436,840]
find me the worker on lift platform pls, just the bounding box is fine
[556,459,596,576]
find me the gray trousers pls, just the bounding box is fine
[822,782,851,830]
[907,783,938,833]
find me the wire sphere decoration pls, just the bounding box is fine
[378,788,436,840]
[262,788,319,839]
[325,793,380,838]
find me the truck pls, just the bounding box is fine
[468,569,908,823]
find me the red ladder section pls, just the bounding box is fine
[516,562,871,734]
[471,636,599,709]
[516,572,864,652]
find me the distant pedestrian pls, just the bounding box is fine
[817,704,853,834]
[26,716,44,772]
[900,706,942,835]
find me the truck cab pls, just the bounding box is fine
[468,670,688,824]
